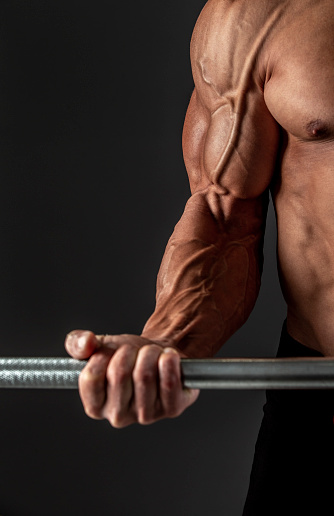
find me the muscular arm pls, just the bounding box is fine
[143,0,281,353]
[142,171,268,358]
[65,0,280,427]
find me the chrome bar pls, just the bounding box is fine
[1,357,334,389]
[0,358,83,389]
[181,357,334,389]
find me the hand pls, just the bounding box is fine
[65,330,200,428]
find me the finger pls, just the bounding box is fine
[158,348,200,418]
[65,330,101,360]
[79,350,113,419]
[103,344,139,428]
[133,344,163,425]
[98,334,152,350]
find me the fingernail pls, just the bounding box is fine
[66,330,79,340]
[77,335,86,351]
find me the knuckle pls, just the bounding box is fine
[107,362,128,385]
[137,409,154,426]
[78,365,107,421]
[116,342,137,355]
[161,373,178,392]
[107,345,136,384]
[114,367,129,385]
[124,342,138,352]
[83,403,103,420]
[109,411,123,428]
[137,343,161,360]
[134,369,155,386]
[108,410,131,429]
[79,368,92,387]
[79,366,101,385]
[133,345,161,385]
[83,352,110,379]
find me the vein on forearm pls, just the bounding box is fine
[142,188,266,357]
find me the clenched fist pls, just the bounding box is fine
[65,331,200,428]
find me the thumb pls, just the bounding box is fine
[65,330,101,360]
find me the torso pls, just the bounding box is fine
[189,0,334,355]
[264,0,334,354]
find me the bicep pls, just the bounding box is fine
[182,86,280,199]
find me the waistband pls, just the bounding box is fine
[265,320,332,413]
[276,320,323,358]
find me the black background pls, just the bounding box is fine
[0,1,286,515]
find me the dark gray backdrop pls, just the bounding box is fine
[0,1,286,514]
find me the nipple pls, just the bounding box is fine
[306,119,328,138]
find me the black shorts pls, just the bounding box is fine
[242,321,334,515]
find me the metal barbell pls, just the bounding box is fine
[1,356,334,389]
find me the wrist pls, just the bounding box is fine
[141,311,223,358]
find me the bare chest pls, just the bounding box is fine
[264,3,334,142]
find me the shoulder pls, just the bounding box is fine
[192,0,286,37]
[191,0,286,105]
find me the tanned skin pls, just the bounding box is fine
[65,0,334,427]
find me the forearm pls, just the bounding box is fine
[142,186,268,357]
